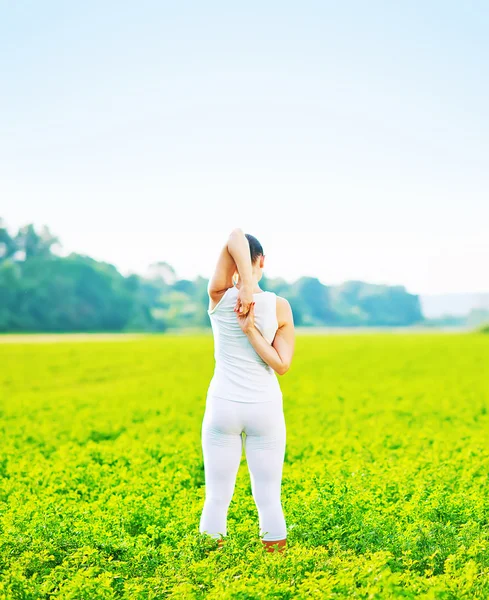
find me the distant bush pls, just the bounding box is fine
[478,323,489,333]
[1,218,425,332]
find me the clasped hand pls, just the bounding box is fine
[234,286,255,333]
[235,301,256,333]
[234,285,253,316]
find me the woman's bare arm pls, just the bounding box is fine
[207,228,254,313]
[227,228,254,314]
[227,228,253,289]
[207,243,235,300]
[243,297,295,375]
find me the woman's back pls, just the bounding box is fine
[207,285,282,403]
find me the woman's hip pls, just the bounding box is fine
[203,393,285,437]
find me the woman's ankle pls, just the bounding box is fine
[262,538,286,553]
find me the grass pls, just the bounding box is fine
[0,333,488,598]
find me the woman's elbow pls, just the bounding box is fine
[229,227,244,241]
[276,362,291,376]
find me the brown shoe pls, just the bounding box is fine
[262,538,286,554]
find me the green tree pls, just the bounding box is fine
[0,219,18,261]
[15,223,60,260]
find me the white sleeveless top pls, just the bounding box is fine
[207,285,282,403]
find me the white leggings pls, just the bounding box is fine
[199,394,287,542]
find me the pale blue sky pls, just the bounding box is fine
[1,1,488,294]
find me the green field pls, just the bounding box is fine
[0,333,488,599]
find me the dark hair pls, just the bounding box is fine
[245,233,264,264]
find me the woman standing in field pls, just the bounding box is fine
[199,228,295,554]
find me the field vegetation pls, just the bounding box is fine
[0,333,488,598]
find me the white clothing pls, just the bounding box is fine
[207,285,282,403]
[199,393,287,541]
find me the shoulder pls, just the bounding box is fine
[275,295,293,327]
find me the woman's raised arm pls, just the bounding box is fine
[208,229,249,287]
[207,228,254,314]
[207,239,236,300]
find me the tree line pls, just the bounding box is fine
[0,219,424,333]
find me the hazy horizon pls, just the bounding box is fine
[4,216,489,301]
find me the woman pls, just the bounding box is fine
[199,228,295,554]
